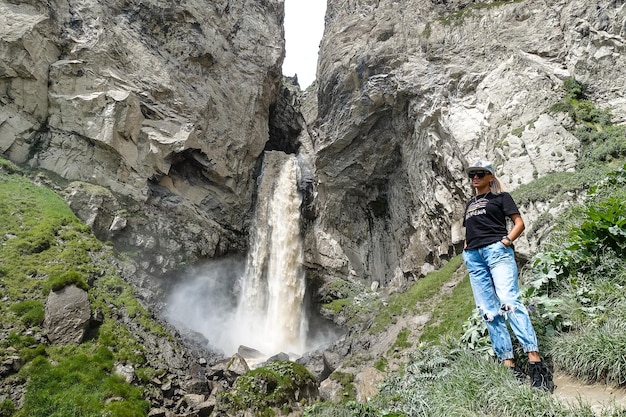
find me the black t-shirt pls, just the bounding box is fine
[463,192,520,250]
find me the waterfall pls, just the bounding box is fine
[233,151,308,356]
[164,150,318,359]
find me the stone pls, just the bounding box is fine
[44,285,91,345]
[355,367,385,402]
[237,345,264,360]
[183,378,210,395]
[318,377,343,403]
[226,353,250,376]
[114,363,135,383]
[147,408,167,417]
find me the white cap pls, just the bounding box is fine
[466,160,495,175]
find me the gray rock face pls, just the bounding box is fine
[44,284,91,345]
[307,0,626,288]
[0,0,285,284]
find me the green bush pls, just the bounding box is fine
[216,361,317,415]
[563,76,584,100]
[571,195,626,256]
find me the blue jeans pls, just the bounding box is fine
[462,241,539,360]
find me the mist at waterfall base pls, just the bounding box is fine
[165,152,340,360]
[164,258,339,359]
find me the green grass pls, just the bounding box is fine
[17,344,148,417]
[9,300,45,326]
[304,347,605,417]
[0,171,100,308]
[369,255,463,334]
[549,318,626,386]
[391,328,411,351]
[420,273,474,344]
[0,162,169,417]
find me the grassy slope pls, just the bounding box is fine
[0,159,170,417]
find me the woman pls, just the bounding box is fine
[462,160,554,392]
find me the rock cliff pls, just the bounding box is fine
[2,0,625,331]
[308,0,626,291]
[1,0,286,297]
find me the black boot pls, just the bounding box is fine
[529,361,555,393]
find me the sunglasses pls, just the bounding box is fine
[468,171,488,179]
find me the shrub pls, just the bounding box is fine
[563,76,584,100]
[571,195,626,257]
[216,361,317,415]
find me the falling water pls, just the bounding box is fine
[233,151,308,356]
[164,151,315,358]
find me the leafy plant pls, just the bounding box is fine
[571,196,626,256]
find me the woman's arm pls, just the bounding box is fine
[501,213,525,246]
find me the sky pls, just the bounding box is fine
[282,0,327,88]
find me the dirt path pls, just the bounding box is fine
[553,373,626,414]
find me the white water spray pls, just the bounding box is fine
[234,151,308,356]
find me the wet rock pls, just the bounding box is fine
[237,345,264,360]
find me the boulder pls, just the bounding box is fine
[44,284,91,345]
